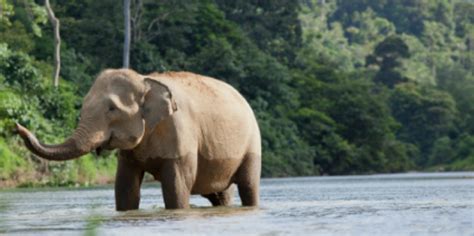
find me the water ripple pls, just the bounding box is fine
[0,172,473,235]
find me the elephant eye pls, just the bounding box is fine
[108,105,116,112]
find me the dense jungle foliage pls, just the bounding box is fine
[0,0,473,186]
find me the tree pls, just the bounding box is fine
[215,0,303,65]
[44,0,61,87]
[366,35,410,88]
[331,0,455,36]
[0,0,14,27]
[344,8,395,45]
[123,0,131,68]
[390,83,457,165]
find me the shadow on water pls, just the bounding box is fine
[111,206,258,222]
[83,206,258,235]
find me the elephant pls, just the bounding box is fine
[16,69,261,211]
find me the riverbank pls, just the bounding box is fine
[0,153,118,189]
[2,164,473,189]
[0,172,116,189]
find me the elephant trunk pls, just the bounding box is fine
[16,123,90,161]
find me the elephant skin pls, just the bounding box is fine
[16,69,261,211]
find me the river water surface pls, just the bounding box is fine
[0,172,473,235]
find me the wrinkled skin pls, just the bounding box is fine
[17,69,261,211]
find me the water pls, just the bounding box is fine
[0,172,473,235]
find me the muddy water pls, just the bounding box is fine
[0,172,473,235]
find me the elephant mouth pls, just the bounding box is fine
[94,133,114,156]
[95,146,103,156]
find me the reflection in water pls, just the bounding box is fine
[0,172,473,235]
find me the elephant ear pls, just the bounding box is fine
[142,78,177,130]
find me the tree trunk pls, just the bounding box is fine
[123,0,131,68]
[45,0,61,88]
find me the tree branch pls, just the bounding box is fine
[131,0,143,41]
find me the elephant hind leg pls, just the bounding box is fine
[202,185,234,206]
[234,153,261,207]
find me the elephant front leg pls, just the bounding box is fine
[115,153,145,211]
[159,159,192,209]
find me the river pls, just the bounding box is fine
[0,172,473,235]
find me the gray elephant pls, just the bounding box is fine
[16,69,261,211]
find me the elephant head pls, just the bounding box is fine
[16,69,177,161]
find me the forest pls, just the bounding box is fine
[0,0,473,187]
